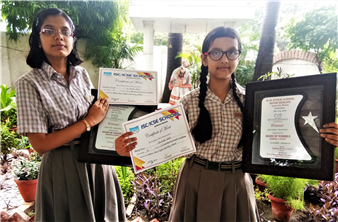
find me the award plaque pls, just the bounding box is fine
[78,89,157,166]
[242,73,337,181]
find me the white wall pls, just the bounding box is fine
[271,59,320,79]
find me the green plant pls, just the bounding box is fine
[1,123,19,163]
[156,157,185,196]
[12,159,40,180]
[115,166,134,202]
[0,84,17,128]
[261,174,317,211]
[254,186,270,202]
[334,147,338,160]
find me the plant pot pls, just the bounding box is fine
[268,193,294,222]
[14,179,38,202]
[255,177,267,192]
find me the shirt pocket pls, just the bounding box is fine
[232,118,243,136]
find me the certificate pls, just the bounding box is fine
[122,103,196,173]
[260,95,311,160]
[242,73,337,181]
[98,68,158,105]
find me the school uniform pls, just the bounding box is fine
[16,62,126,222]
[169,82,260,222]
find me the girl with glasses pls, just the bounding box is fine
[116,26,338,221]
[16,8,126,221]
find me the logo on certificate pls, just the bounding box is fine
[160,109,181,121]
[137,72,154,81]
[103,72,112,76]
[129,126,140,134]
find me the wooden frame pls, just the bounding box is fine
[242,73,337,181]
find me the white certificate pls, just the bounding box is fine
[95,106,135,151]
[122,103,196,173]
[260,95,311,160]
[98,68,158,105]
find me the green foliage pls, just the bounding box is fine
[261,174,316,211]
[30,151,42,163]
[114,166,134,202]
[254,186,270,202]
[285,4,338,73]
[1,123,19,163]
[335,147,338,160]
[323,51,338,73]
[84,26,143,69]
[0,84,17,128]
[12,159,40,180]
[156,157,185,195]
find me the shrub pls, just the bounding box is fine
[306,174,338,221]
[114,166,134,203]
[12,159,40,180]
[1,123,19,163]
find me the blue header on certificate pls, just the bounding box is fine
[98,68,158,105]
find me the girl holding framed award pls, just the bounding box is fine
[16,8,126,221]
[116,26,338,222]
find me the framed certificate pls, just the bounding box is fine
[242,73,337,181]
[98,68,158,105]
[78,89,157,166]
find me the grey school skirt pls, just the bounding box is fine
[169,157,260,222]
[35,141,126,222]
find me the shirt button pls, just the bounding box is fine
[220,143,225,147]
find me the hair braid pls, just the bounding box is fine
[191,64,212,143]
[231,73,246,147]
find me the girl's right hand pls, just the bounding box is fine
[85,98,109,127]
[115,132,137,157]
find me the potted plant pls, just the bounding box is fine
[261,174,317,222]
[255,174,268,192]
[12,157,40,202]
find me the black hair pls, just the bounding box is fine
[26,8,83,68]
[191,26,246,146]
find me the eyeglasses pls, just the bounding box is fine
[39,29,73,37]
[204,50,241,61]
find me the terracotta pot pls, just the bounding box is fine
[335,159,338,174]
[268,193,294,222]
[14,179,38,202]
[255,177,267,192]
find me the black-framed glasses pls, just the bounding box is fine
[204,50,241,61]
[39,29,73,37]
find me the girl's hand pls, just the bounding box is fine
[115,132,137,157]
[320,122,338,146]
[85,98,109,127]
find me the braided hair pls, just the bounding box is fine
[192,26,245,145]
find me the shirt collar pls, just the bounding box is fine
[41,61,79,80]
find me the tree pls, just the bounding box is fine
[285,4,338,73]
[253,1,281,81]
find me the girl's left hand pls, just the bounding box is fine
[115,132,137,157]
[320,122,338,146]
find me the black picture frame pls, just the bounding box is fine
[242,73,337,181]
[78,89,157,166]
